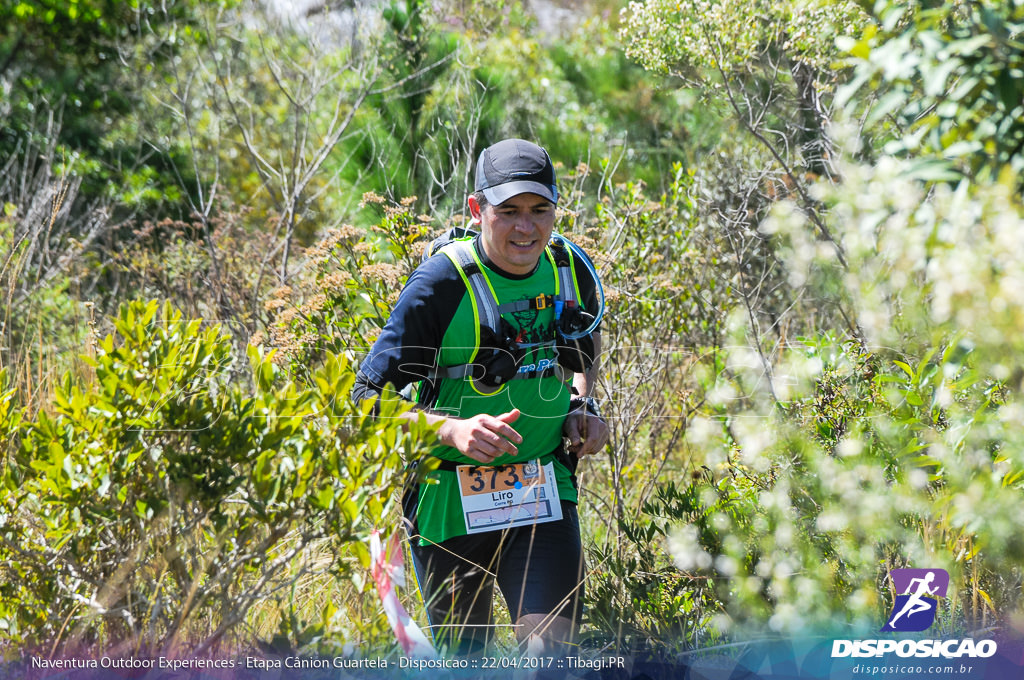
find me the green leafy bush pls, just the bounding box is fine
[836,0,1024,183]
[585,479,720,653]
[0,300,430,655]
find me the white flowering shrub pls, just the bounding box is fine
[670,146,1024,635]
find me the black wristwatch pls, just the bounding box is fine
[569,396,603,419]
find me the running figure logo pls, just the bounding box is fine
[881,568,950,632]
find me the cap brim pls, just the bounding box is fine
[483,181,557,205]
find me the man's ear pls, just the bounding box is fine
[467,194,482,225]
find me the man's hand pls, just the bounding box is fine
[439,409,523,464]
[564,411,609,458]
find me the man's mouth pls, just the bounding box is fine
[511,240,536,248]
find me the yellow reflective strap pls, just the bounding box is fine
[544,246,560,297]
[441,245,481,363]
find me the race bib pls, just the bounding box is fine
[456,461,562,534]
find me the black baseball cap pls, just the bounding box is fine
[475,138,558,205]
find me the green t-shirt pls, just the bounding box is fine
[415,244,577,545]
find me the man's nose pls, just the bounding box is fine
[514,213,533,231]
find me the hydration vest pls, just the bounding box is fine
[424,236,595,394]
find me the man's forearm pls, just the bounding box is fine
[398,407,458,449]
[571,332,602,398]
[356,373,516,458]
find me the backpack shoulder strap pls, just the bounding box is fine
[424,226,479,262]
[438,239,501,357]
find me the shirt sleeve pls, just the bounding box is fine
[353,254,464,404]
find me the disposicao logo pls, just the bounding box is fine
[881,568,949,632]
[831,567,998,660]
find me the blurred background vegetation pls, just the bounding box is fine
[1,0,1023,663]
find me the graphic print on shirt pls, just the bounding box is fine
[510,298,550,346]
[508,295,558,378]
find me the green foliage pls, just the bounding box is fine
[619,0,867,183]
[618,0,871,360]
[0,300,429,653]
[612,0,1024,640]
[8,0,1024,659]
[576,163,729,469]
[585,480,720,651]
[613,0,1024,638]
[1,0,139,149]
[333,2,460,213]
[0,0,231,212]
[673,336,1019,634]
[0,148,101,417]
[566,164,733,648]
[621,0,866,74]
[333,9,693,220]
[837,0,1024,183]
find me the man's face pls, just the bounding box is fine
[474,193,556,275]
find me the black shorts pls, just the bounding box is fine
[404,485,584,653]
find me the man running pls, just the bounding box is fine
[353,138,608,657]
